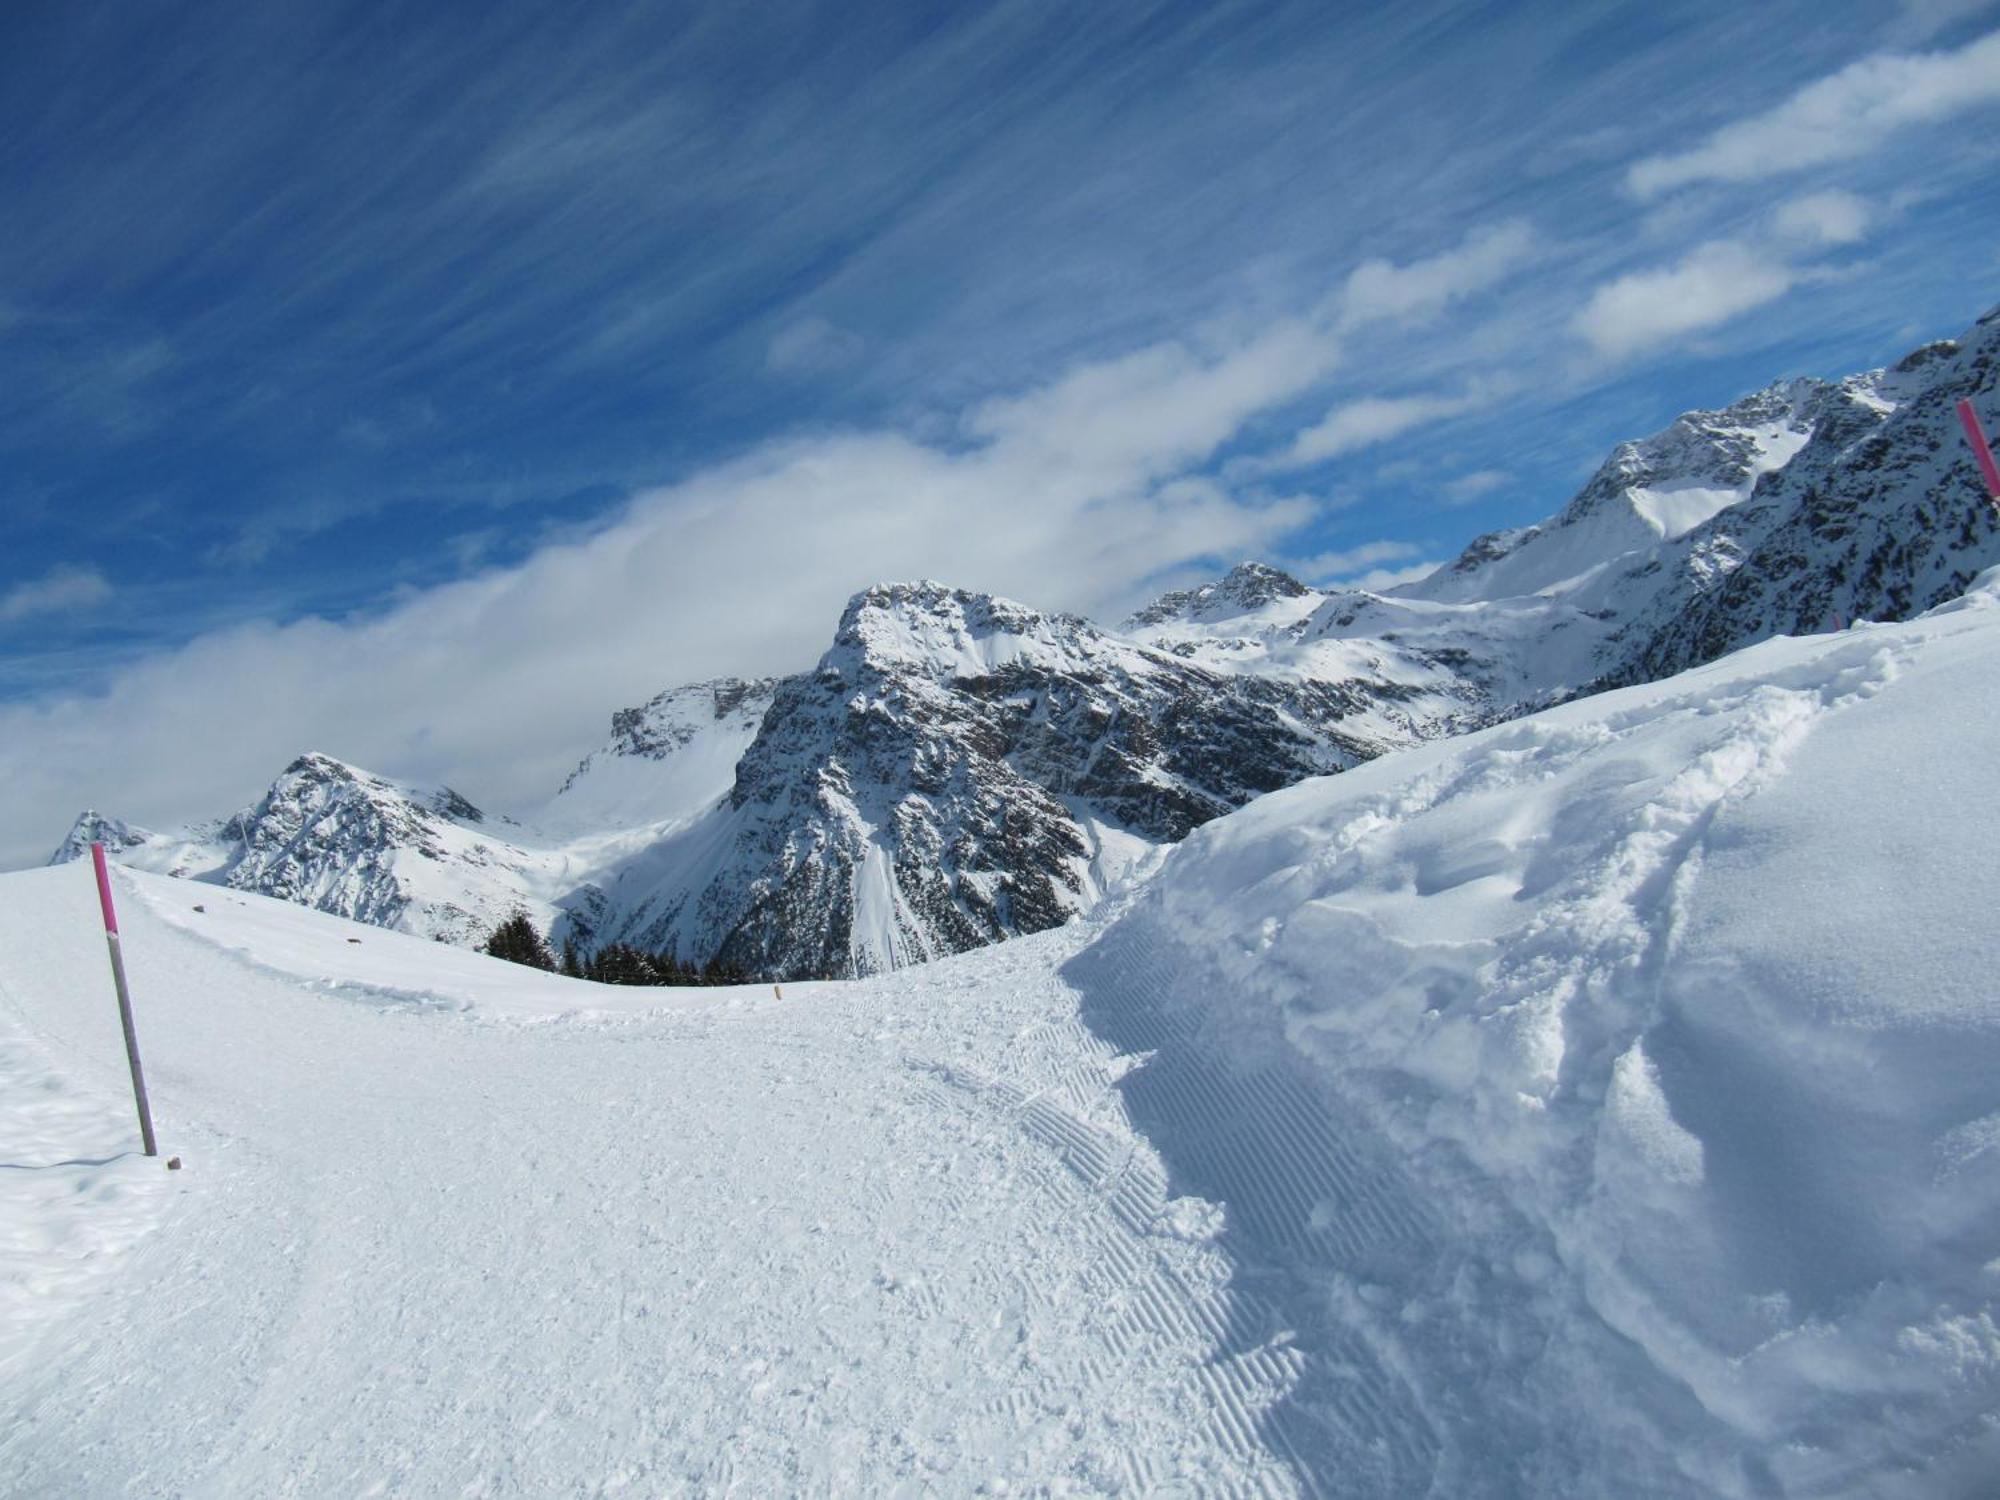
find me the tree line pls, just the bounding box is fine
[483,912,750,986]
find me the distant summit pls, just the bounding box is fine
[1125,561,1313,628]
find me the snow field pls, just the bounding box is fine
[0,991,176,1384]
[0,865,1301,1496]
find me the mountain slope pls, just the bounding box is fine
[538,676,779,836]
[598,581,1481,977]
[1610,321,2000,683]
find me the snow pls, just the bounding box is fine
[534,680,773,839]
[8,573,2000,1494]
[0,867,1300,1494]
[1076,568,2000,1494]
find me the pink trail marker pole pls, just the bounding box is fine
[90,843,157,1157]
[1959,398,2000,501]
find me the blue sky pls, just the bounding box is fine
[2,0,1998,863]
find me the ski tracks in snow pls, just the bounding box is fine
[1056,630,1923,1496]
[0,867,1310,1496]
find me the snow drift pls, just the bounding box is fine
[1067,569,2000,1495]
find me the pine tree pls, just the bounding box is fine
[701,954,750,986]
[560,936,585,979]
[484,912,556,971]
[588,942,655,985]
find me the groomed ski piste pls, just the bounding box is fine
[6,573,2000,1497]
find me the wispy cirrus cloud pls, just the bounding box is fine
[1333,223,1538,330]
[1772,189,1875,246]
[1292,538,1421,578]
[766,316,866,376]
[1573,240,1800,358]
[1280,392,1483,467]
[1627,29,2000,197]
[1441,469,1511,504]
[0,566,112,623]
[1289,539,1439,592]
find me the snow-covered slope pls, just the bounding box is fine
[1067,568,2000,1495]
[9,569,1999,1495]
[538,675,778,836]
[0,863,1306,1494]
[1403,377,1829,607]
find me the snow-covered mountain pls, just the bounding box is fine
[53,305,2000,978]
[590,580,1480,977]
[1387,309,2000,695]
[1608,327,2000,684]
[540,676,778,836]
[54,755,569,945]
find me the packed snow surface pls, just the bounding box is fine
[7,571,2000,1495]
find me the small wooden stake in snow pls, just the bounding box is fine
[91,843,157,1157]
[1958,398,2000,501]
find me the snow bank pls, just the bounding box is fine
[1072,571,2000,1495]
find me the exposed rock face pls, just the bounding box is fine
[1606,324,2000,685]
[561,678,779,784]
[49,811,154,866]
[602,582,1460,978]
[221,754,493,932]
[1125,561,1315,628]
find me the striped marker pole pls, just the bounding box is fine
[91,843,157,1157]
[1959,398,2000,501]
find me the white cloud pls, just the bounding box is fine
[1279,390,1480,468]
[967,319,1341,484]
[766,315,865,376]
[1627,29,2000,197]
[1262,359,1526,477]
[1773,189,1875,246]
[1346,558,1442,592]
[1572,240,1796,358]
[1441,469,1510,504]
[1293,539,1422,581]
[0,565,112,623]
[1335,222,1536,328]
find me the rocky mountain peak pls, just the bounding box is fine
[49,810,152,866]
[599,677,779,763]
[1124,561,1314,629]
[831,581,1107,683]
[267,753,486,828]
